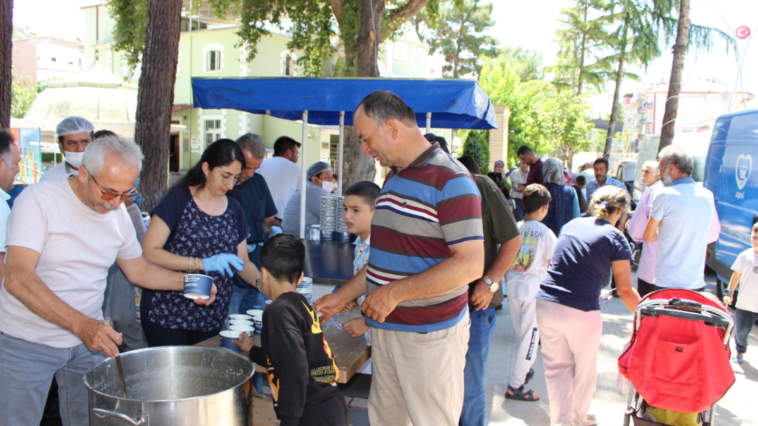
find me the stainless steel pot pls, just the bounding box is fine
[84,346,254,425]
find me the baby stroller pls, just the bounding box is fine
[618,289,735,426]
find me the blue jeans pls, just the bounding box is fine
[513,199,525,222]
[735,308,758,354]
[227,284,267,393]
[0,331,105,426]
[461,307,497,426]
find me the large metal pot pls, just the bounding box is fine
[84,346,254,425]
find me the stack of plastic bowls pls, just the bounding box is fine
[245,309,264,334]
[297,277,314,305]
[320,197,338,241]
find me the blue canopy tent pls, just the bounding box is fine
[192,77,498,238]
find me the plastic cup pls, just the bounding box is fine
[183,274,213,300]
[219,330,243,353]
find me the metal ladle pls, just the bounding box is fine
[104,317,127,398]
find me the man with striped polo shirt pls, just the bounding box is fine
[315,91,485,425]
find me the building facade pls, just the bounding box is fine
[12,36,85,84]
[81,4,439,176]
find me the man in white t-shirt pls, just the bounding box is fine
[39,116,94,182]
[256,136,302,220]
[644,146,720,290]
[0,130,20,284]
[0,137,217,426]
[505,184,557,401]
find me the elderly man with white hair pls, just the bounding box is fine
[627,161,662,297]
[40,116,94,182]
[644,146,720,291]
[0,137,217,426]
[281,161,334,235]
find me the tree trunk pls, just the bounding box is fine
[339,0,384,191]
[576,3,588,97]
[658,0,691,153]
[356,0,383,77]
[604,17,629,159]
[0,0,12,128]
[135,0,182,210]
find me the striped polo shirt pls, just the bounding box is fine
[366,142,483,333]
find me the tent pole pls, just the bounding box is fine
[426,112,432,134]
[338,111,345,195]
[299,111,308,240]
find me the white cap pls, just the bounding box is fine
[56,116,94,137]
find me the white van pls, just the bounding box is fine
[633,133,711,199]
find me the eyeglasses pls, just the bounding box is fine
[220,173,240,186]
[90,174,138,201]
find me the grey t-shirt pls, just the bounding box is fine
[282,181,330,235]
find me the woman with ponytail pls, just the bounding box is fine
[535,185,641,426]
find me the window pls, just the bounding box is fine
[207,50,221,72]
[202,43,225,73]
[394,43,407,60]
[280,51,297,76]
[205,119,222,145]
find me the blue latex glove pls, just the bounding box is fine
[134,178,140,188]
[203,253,244,277]
[269,226,283,237]
[132,193,145,207]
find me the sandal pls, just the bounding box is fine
[505,385,540,401]
[524,368,535,385]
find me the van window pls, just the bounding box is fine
[692,157,706,183]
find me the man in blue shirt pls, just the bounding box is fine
[229,133,281,316]
[644,146,720,290]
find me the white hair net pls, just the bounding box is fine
[56,116,94,137]
[307,161,333,181]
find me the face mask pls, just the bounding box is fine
[321,181,335,193]
[64,150,84,169]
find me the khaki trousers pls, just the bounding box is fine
[536,299,602,426]
[368,316,471,426]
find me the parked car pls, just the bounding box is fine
[615,160,637,196]
[633,133,710,199]
[704,109,758,304]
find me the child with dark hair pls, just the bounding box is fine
[236,234,347,426]
[341,181,380,340]
[505,184,557,402]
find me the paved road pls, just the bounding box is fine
[487,270,758,425]
[324,269,758,425]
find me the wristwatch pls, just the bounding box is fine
[482,274,499,293]
[723,289,733,296]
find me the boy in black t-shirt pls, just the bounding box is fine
[235,235,347,426]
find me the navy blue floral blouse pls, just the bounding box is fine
[141,186,248,332]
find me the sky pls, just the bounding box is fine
[13,0,758,107]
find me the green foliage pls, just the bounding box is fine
[543,91,595,167]
[11,73,53,119]
[109,0,433,78]
[494,47,543,82]
[550,0,616,95]
[416,0,498,78]
[109,0,149,70]
[478,57,595,169]
[478,57,552,163]
[462,130,489,174]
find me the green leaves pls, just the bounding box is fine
[109,0,149,71]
